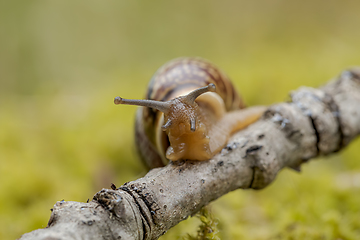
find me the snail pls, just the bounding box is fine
[114,57,266,169]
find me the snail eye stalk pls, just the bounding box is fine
[114,96,171,113]
[183,83,216,104]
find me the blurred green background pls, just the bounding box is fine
[1,1,360,239]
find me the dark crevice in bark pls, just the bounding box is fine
[308,115,320,154]
[119,187,150,240]
[249,167,256,188]
[291,90,321,155]
[324,92,345,152]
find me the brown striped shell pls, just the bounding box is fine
[135,57,245,169]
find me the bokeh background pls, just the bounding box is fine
[1,1,360,239]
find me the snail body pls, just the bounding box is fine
[115,57,265,169]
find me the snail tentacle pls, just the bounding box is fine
[114,96,171,113]
[190,118,196,132]
[161,119,172,131]
[183,83,216,104]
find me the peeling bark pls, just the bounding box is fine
[20,68,360,240]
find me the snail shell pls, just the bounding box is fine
[115,57,265,169]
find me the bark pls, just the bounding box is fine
[20,68,360,240]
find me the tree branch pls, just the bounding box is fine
[20,68,360,240]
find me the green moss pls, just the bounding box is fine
[183,207,221,240]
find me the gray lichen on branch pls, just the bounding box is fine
[20,68,360,240]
